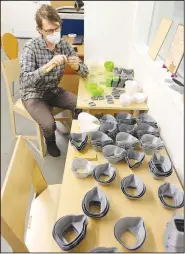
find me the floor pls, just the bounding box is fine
[1,39,71,252]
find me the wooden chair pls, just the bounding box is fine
[1,33,19,96]
[1,33,19,59]
[1,58,72,157]
[1,136,61,252]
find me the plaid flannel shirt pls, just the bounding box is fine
[20,36,89,100]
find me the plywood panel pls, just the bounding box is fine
[148,18,172,60]
[164,24,184,74]
[59,75,79,95]
[50,1,74,9]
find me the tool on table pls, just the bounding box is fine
[45,58,79,73]
[88,101,96,107]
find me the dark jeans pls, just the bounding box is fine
[22,88,77,138]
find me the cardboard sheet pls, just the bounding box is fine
[164,24,184,74]
[149,18,172,60]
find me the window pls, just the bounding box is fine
[148,1,184,77]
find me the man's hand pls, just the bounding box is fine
[41,55,67,73]
[67,56,80,71]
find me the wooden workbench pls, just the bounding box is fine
[51,120,183,252]
[77,78,149,117]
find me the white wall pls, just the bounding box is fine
[133,1,154,45]
[84,1,138,67]
[1,1,51,38]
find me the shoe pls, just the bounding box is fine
[45,135,61,157]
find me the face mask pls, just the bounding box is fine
[46,31,61,44]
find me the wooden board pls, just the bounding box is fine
[149,18,172,60]
[73,144,97,160]
[59,75,79,95]
[164,24,184,74]
[50,1,74,9]
[51,120,183,252]
[77,78,149,112]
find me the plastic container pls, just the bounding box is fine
[125,80,142,95]
[104,61,114,72]
[119,93,133,106]
[86,80,104,96]
[133,93,147,104]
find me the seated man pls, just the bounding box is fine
[20,4,88,157]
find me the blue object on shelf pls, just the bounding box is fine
[57,6,84,36]
[61,19,84,36]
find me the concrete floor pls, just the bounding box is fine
[1,39,71,252]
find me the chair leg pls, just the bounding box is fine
[10,110,17,138]
[35,123,46,157]
[69,110,73,121]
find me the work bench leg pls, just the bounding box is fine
[133,110,139,118]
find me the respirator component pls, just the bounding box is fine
[115,112,137,125]
[148,153,173,179]
[102,145,127,164]
[92,163,116,185]
[164,213,184,253]
[69,133,88,151]
[114,217,146,250]
[126,149,145,169]
[121,174,146,199]
[116,132,140,150]
[158,183,184,209]
[71,158,95,178]
[82,186,110,218]
[91,131,113,152]
[53,214,88,251]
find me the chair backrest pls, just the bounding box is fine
[1,58,20,106]
[1,136,47,252]
[1,33,19,59]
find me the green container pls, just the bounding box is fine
[113,75,119,81]
[86,81,104,96]
[104,61,114,72]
